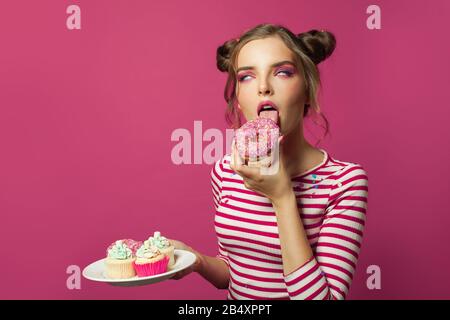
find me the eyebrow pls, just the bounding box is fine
[236,60,296,73]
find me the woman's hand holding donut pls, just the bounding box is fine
[230,136,294,206]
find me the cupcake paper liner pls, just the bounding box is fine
[133,256,169,277]
[105,258,136,279]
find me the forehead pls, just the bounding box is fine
[237,36,295,67]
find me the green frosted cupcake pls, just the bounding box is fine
[148,231,175,268]
[104,240,136,279]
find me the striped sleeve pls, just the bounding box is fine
[283,165,369,300]
[211,157,229,266]
[211,158,223,210]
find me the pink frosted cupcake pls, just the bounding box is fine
[104,240,137,279]
[133,240,169,277]
[121,239,143,255]
[235,117,279,168]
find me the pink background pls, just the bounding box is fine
[1,0,449,299]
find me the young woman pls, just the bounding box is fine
[169,23,369,300]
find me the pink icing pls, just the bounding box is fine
[235,118,279,159]
[106,239,143,256]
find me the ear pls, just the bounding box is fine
[237,103,242,110]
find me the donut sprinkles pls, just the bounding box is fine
[235,118,279,164]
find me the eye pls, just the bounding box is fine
[276,69,294,77]
[238,74,251,82]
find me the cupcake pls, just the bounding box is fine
[148,231,175,268]
[133,240,169,277]
[104,240,136,279]
[121,238,143,255]
[235,117,279,168]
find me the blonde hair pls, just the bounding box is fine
[216,23,336,145]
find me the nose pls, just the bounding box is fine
[258,79,273,96]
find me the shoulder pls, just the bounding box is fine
[325,158,369,216]
[327,156,369,190]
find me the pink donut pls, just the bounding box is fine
[235,118,279,160]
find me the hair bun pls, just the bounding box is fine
[216,38,239,72]
[297,29,336,64]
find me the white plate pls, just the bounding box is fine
[82,249,196,287]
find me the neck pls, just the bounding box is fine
[281,124,314,178]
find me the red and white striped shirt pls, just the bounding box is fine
[211,149,369,300]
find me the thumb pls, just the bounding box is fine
[277,135,285,159]
[168,239,188,251]
[269,134,285,174]
[278,134,285,146]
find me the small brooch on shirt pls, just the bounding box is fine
[311,174,323,189]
